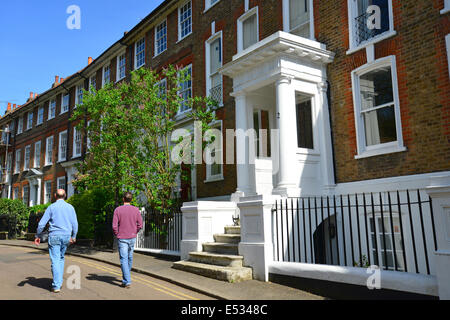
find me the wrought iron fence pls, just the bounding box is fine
[135,206,183,253]
[272,190,437,275]
[355,11,386,45]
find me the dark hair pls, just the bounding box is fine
[123,192,133,203]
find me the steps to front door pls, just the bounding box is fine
[173,225,253,283]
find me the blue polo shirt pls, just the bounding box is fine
[36,199,78,240]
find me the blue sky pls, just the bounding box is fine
[0,0,165,115]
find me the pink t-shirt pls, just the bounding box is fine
[112,205,143,239]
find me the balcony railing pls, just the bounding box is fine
[209,83,223,105]
[355,11,388,45]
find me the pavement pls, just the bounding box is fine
[0,239,324,300]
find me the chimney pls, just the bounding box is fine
[7,103,11,112]
[60,78,64,83]
[53,76,60,87]
[13,104,17,110]
[34,93,38,99]
[88,57,93,65]
[30,92,34,99]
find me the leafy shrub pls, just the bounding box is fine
[67,188,115,241]
[0,198,30,238]
[28,203,51,233]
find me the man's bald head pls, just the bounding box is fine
[55,189,66,200]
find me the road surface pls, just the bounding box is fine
[0,245,214,300]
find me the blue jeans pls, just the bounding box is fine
[48,235,71,290]
[118,238,136,285]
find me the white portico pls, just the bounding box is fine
[221,31,336,198]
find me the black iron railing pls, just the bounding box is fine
[135,207,183,252]
[272,190,437,275]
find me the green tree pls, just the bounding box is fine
[72,65,217,247]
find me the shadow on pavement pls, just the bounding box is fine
[17,277,53,291]
[85,273,122,287]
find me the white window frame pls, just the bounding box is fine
[34,141,41,168]
[177,64,193,115]
[61,93,70,114]
[73,127,82,158]
[57,176,66,192]
[282,0,315,40]
[351,55,406,159]
[442,0,450,14]
[205,31,223,106]
[204,120,224,183]
[44,181,52,204]
[178,1,192,41]
[24,145,31,171]
[17,117,23,134]
[6,152,12,173]
[116,52,126,82]
[37,106,44,125]
[58,130,68,162]
[347,0,396,54]
[135,37,146,70]
[75,84,84,107]
[204,0,220,12]
[102,64,111,87]
[27,112,33,130]
[13,187,19,200]
[89,74,97,91]
[45,136,54,166]
[48,99,56,120]
[86,120,94,151]
[155,20,168,57]
[14,149,21,174]
[237,6,259,53]
[23,185,29,206]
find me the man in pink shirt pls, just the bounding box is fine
[112,192,143,288]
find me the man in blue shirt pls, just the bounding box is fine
[34,189,78,293]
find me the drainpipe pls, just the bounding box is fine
[326,80,337,185]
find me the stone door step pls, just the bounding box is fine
[213,234,241,244]
[172,260,252,283]
[224,226,241,235]
[189,251,244,268]
[202,242,239,255]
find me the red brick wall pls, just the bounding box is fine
[316,0,450,183]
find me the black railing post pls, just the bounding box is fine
[355,194,363,267]
[340,195,347,266]
[363,193,371,266]
[417,190,430,275]
[302,198,307,263]
[379,193,388,270]
[407,190,419,273]
[397,191,408,272]
[388,192,399,271]
[370,193,379,267]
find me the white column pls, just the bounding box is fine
[234,93,256,197]
[317,82,336,193]
[426,176,450,300]
[36,178,41,205]
[273,76,299,197]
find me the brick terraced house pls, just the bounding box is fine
[1,0,449,299]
